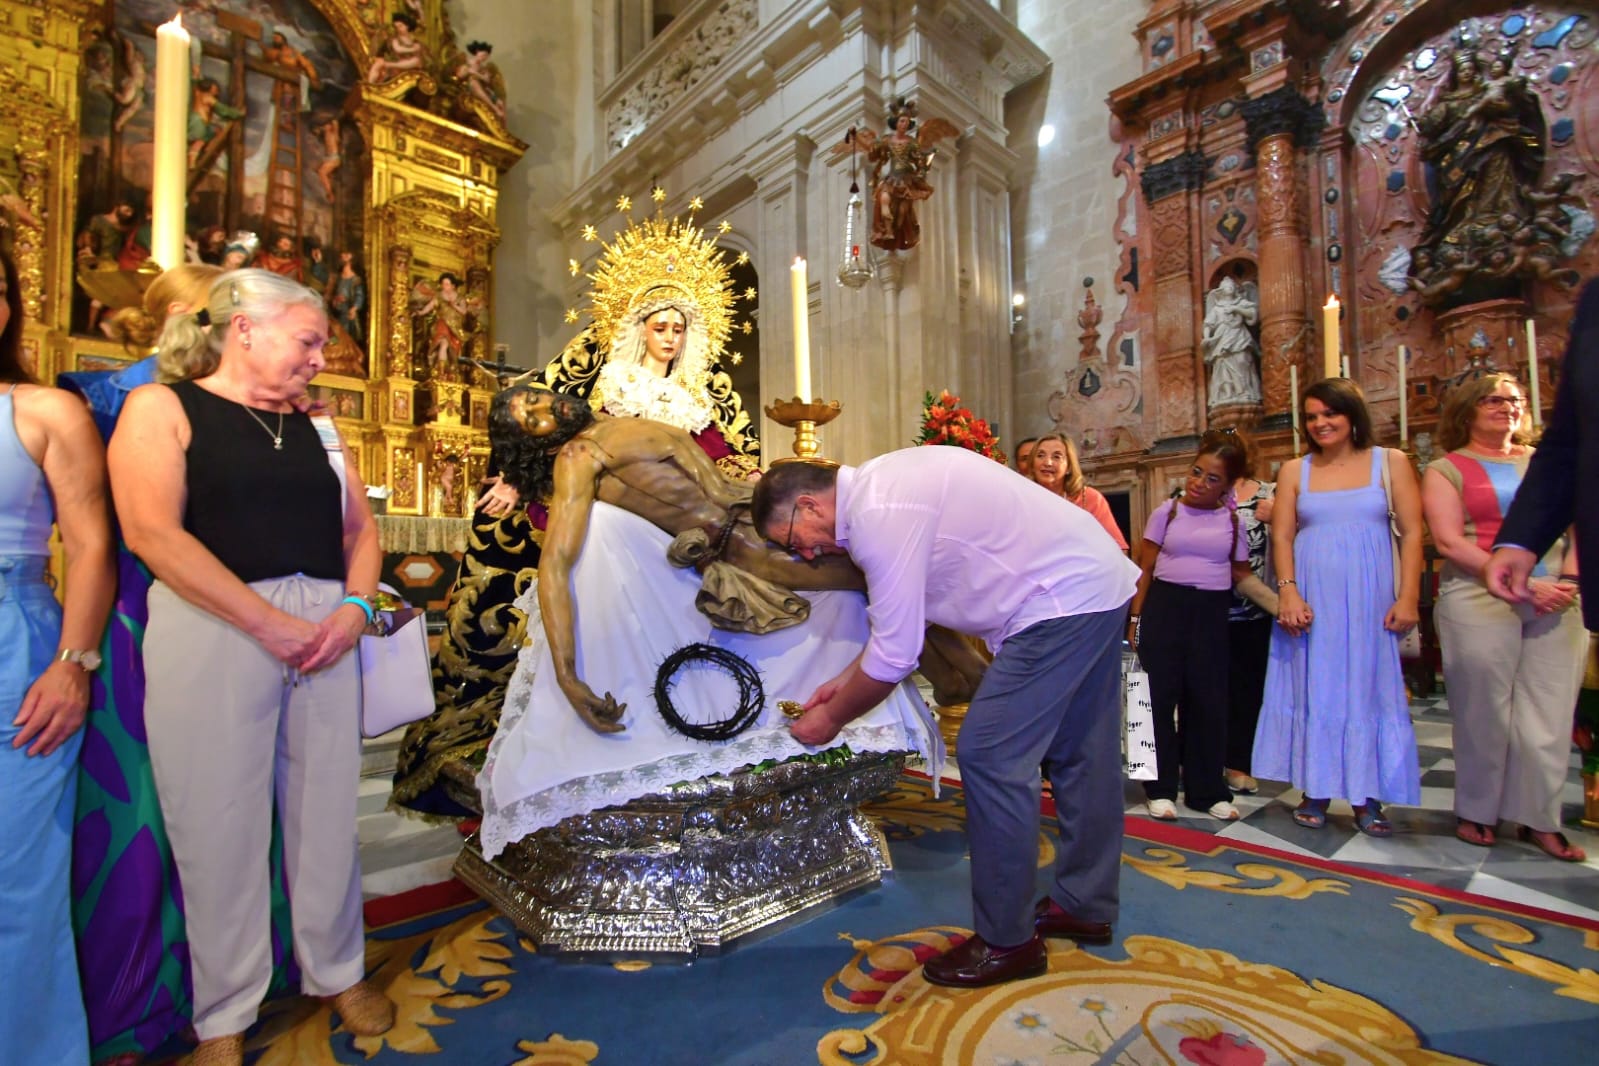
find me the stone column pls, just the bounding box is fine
[751,133,815,455]
[1241,86,1323,416]
[1140,150,1206,442]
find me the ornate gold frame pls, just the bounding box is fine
[0,0,526,517]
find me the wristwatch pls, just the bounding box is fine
[59,648,103,672]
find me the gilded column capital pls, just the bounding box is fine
[1140,150,1208,205]
[1240,86,1325,154]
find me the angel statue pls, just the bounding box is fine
[367,11,428,84]
[1201,277,1262,410]
[830,99,960,252]
[448,41,507,128]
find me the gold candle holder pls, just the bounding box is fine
[763,397,843,464]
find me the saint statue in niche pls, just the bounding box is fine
[1409,34,1584,306]
[1201,277,1261,410]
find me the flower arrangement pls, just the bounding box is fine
[915,390,1005,462]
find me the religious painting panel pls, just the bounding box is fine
[306,379,365,419]
[1340,5,1599,393]
[74,0,368,374]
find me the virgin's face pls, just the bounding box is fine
[642,309,686,372]
[1031,439,1071,493]
[1472,380,1526,438]
[1303,397,1351,451]
[239,303,328,396]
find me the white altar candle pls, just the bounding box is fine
[415,460,424,510]
[1525,318,1541,429]
[1322,295,1340,380]
[1289,363,1301,455]
[791,257,811,400]
[152,16,191,271]
[1341,355,1350,380]
[1397,344,1408,444]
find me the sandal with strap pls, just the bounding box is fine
[1354,801,1392,838]
[1516,826,1588,863]
[1455,818,1495,847]
[1292,797,1329,829]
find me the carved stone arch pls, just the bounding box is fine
[1206,255,1258,292]
[1328,0,1495,131]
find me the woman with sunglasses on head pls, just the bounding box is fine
[1127,429,1277,821]
[1422,374,1586,861]
[1253,378,1423,836]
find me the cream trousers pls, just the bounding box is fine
[144,576,366,1040]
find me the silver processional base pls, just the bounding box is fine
[444,751,906,957]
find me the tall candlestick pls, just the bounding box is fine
[1322,294,1341,380]
[1289,364,1301,456]
[152,16,191,271]
[791,257,811,399]
[1525,318,1541,429]
[1397,344,1408,444]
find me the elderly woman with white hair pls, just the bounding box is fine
[109,269,391,1066]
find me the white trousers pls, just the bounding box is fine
[144,576,365,1040]
[1436,580,1586,831]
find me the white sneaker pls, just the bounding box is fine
[1146,798,1178,821]
[1207,800,1241,821]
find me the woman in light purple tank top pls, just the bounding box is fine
[0,246,116,1066]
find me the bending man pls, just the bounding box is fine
[751,449,1138,989]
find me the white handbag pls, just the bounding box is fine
[359,590,436,738]
[312,416,438,737]
[1122,651,1157,781]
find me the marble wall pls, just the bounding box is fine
[1007,0,1147,443]
[447,0,589,373]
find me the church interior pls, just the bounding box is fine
[3,1,1598,1063]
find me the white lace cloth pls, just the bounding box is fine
[478,502,942,859]
[592,361,715,433]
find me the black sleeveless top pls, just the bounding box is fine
[170,380,345,582]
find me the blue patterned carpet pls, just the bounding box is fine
[218,777,1597,1066]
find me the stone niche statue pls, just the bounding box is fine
[1201,277,1262,412]
[1409,37,1584,307]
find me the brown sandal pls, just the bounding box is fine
[1455,818,1495,847]
[1516,826,1587,863]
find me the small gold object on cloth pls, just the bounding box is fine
[777,700,805,719]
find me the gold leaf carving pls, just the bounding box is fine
[1395,898,1599,1004]
[1125,847,1351,899]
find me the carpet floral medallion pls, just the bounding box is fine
[221,778,1597,1066]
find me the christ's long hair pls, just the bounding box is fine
[489,385,595,502]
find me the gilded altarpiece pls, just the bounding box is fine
[0,0,525,516]
[1098,0,1596,511]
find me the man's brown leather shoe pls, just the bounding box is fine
[922,934,1047,988]
[1034,898,1113,944]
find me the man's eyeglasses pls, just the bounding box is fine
[766,500,801,554]
[1477,395,1526,410]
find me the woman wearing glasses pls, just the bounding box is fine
[1422,374,1586,861]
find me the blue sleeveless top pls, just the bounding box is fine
[0,386,55,556]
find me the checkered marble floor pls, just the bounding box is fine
[356,696,1599,925]
[1114,694,1599,922]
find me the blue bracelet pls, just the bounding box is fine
[341,595,376,625]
